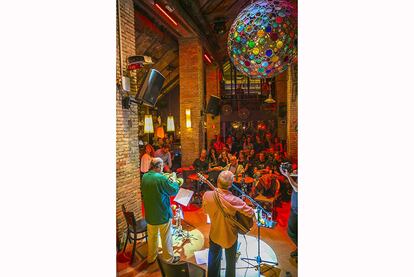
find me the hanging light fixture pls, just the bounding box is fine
[265,79,276,104]
[167,115,175,132]
[185,109,191,128]
[231,121,242,129]
[144,115,154,133]
[264,93,276,104]
[155,126,165,138]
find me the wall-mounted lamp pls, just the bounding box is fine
[185,109,191,128]
[167,115,175,132]
[144,115,154,134]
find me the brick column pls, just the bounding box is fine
[179,38,204,166]
[206,64,221,147]
[286,65,298,161]
[116,0,141,244]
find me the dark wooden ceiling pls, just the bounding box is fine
[132,0,296,98]
[176,0,252,64]
[134,0,252,68]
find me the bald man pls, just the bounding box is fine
[202,171,254,277]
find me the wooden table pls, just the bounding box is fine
[188,173,208,182]
[234,176,254,184]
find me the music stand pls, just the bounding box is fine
[231,184,278,276]
[173,188,198,244]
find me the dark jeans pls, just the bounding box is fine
[208,238,238,277]
[287,209,298,246]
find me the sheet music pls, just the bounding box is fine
[194,248,209,265]
[173,188,194,207]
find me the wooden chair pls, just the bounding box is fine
[121,204,147,263]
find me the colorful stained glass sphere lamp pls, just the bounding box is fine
[227,0,297,79]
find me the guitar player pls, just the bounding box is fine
[202,170,254,277]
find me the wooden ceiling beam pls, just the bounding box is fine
[153,49,178,73]
[205,0,226,15]
[168,0,220,63]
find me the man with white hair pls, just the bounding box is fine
[141,157,183,265]
[202,170,254,277]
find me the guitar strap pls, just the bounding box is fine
[213,191,249,234]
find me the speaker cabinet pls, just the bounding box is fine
[135,69,165,107]
[206,95,221,116]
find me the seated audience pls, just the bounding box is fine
[243,136,254,151]
[253,152,272,178]
[254,135,265,153]
[154,137,164,150]
[140,144,155,174]
[223,155,245,177]
[207,147,219,168]
[193,149,209,173]
[225,136,236,154]
[218,148,231,167]
[238,151,249,168]
[270,151,284,175]
[154,144,172,172]
[264,132,273,149]
[213,135,225,153]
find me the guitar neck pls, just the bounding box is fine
[197,173,217,191]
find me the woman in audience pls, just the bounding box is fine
[140,144,155,174]
[243,136,254,151]
[207,147,218,168]
[218,147,231,167]
[254,135,265,153]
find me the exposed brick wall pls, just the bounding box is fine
[116,0,141,242]
[179,38,204,166]
[206,64,220,146]
[286,65,298,161]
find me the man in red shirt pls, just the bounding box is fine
[203,171,254,277]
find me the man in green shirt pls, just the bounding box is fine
[141,157,182,264]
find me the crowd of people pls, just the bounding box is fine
[139,130,298,273]
[141,131,296,201]
[191,132,295,199]
[140,138,173,174]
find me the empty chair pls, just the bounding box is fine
[122,204,148,263]
[157,254,206,277]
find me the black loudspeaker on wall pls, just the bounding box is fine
[135,69,165,107]
[206,95,221,116]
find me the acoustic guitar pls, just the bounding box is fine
[197,173,253,234]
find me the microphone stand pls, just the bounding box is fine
[173,202,198,245]
[231,184,278,276]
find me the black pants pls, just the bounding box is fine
[207,238,238,277]
[287,209,298,246]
